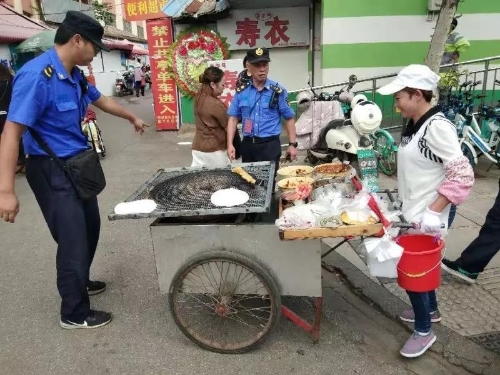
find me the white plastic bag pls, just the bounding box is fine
[363,235,404,278]
[275,201,344,229]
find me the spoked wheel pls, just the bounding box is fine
[169,251,281,354]
[373,133,397,176]
[461,143,477,168]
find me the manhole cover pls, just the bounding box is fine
[469,331,500,354]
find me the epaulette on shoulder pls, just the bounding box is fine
[42,65,54,79]
[236,80,250,93]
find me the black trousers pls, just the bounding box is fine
[135,81,145,97]
[456,179,500,274]
[26,157,100,321]
[240,137,281,173]
[17,139,25,166]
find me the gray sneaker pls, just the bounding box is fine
[399,309,441,323]
[400,331,437,358]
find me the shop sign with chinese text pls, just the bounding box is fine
[216,7,309,50]
[207,59,243,107]
[146,18,180,130]
[124,0,169,21]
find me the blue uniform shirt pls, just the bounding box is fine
[227,78,294,138]
[7,48,101,158]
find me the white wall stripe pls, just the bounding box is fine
[321,65,500,92]
[322,14,500,45]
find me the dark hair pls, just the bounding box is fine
[401,87,434,103]
[54,24,77,45]
[243,56,247,67]
[0,65,13,134]
[195,67,225,111]
[198,66,224,85]
[0,64,13,81]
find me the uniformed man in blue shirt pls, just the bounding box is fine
[226,47,298,172]
[0,11,149,329]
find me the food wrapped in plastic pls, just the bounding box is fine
[275,202,341,229]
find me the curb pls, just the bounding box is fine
[322,248,500,375]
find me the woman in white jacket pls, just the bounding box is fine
[377,64,474,358]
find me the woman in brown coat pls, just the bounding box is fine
[191,66,232,167]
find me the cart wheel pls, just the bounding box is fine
[169,251,281,354]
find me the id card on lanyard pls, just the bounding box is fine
[244,91,264,135]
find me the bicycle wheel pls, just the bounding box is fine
[169,251,281,354]
[373,131,397,176]
[461,143,477,168]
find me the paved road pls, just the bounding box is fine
[0,92,476,374]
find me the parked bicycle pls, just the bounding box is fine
[453,81,500,167]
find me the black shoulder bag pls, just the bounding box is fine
[28,128,106,200]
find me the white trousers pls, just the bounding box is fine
[191,150,231,167]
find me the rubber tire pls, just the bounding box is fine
[168,250,281,354]
[373,132,397,176]
[461,143,477,168]
[305,151,319,165]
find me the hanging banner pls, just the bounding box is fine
[124,0,169,21]
[146,18,180,130]
[207,59,243,107]
[217,7,310,50]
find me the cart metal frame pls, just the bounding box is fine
[109,164,387,352]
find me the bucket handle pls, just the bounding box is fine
[397,250,445,278]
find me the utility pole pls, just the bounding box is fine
[425,0,459,73]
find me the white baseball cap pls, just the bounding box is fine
[377,64,440,95]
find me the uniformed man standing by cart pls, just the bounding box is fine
[226,47,298,171]
[0,11,149,329]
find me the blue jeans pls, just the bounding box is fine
[448,204,457,228]
[406,290,438,333]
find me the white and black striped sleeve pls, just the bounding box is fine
[420,117,463,164]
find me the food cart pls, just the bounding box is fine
[109,161,385,354]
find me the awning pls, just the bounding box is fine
[0,4,49,43]
[103,38,134,52]
[132,46,149,55]
[121,39,149,56]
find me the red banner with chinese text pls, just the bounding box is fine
[146,18,180,130]
[124,0,169,22]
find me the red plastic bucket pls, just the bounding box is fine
[396,234,444,292]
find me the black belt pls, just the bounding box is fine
[27,155,69,161]
[242,135,280,144]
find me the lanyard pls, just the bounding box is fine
[249,91,264,117]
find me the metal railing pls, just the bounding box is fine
[289,55,500,130]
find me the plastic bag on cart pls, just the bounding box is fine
[341,189,379,223]
[344,182,403,225]
[363,234,404,278]
[275,202,341,229]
